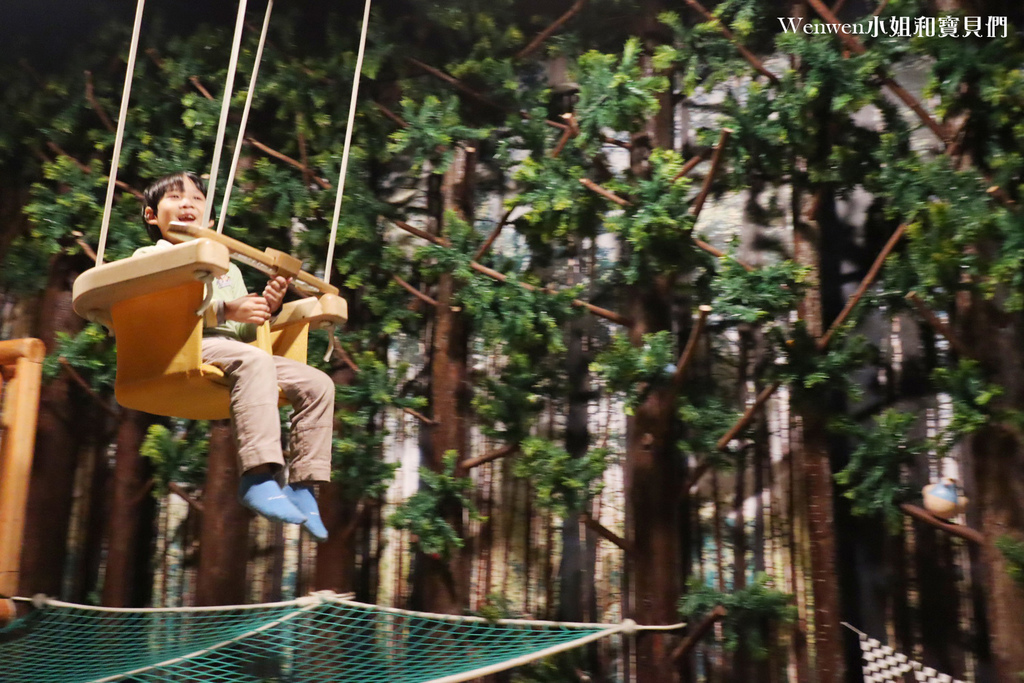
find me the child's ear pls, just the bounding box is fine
[144,207,158,224]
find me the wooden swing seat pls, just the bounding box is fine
[72,238,347,420]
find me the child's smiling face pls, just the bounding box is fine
[144,175,208,242]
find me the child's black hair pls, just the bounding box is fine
[141,171,210,242]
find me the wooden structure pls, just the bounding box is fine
[0,338,45,622]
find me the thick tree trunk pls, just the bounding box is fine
[18,255,87,597]
[793,189,845,682]
[101,409,155,607]
[314,481,358,594]
[412,150,472,614]
[195,421,250,606]
[627,277,682,683]
[313,365,357,594]
[958,296,1024,679]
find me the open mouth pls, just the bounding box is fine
[177,213,197,222]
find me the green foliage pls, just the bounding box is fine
[995,535,1024,590]
[678,396,744,464]
[140,420,209,496]
[770,323,875,408]
[931,359,1004,449]
[43,324,117,393]
[389,451,482,559]
[604,150,703,283]
[680,573,796,660]
[574,38,669,143]
[388,96,490,173]
[333,349,409,501]
[833,410,926,532]
[591,331,675,411]
[711,256,808,324]
[512,437,608,516]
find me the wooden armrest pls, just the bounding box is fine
[269,294,348,332]
[167,222,339,297]
[270,298,321,330]
[72,239,231,326]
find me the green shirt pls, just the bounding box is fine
[133,239,257,342]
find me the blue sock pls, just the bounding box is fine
[283,484,328,543]
[239,472,307,525]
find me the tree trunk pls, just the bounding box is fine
[195,421,250,606]
[627,277,682,683]
[101,409,155,607]
[412,150,472,614]
[314,481,359,594]
[959,296,1024,679]
[18,255,88,597]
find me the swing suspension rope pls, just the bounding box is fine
[93,0,372,289]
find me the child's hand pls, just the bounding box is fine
[263,276,291,312]
[225,294,272,324]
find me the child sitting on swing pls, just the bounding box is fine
[137,171,333,542]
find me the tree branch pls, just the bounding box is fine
[331,337,437,426]
[168,481,205,513]
[515,0,590,60]
[389,218,633,326]
[473,206,516,261]
[688,129,732,221]
[551,114,576,158]
[406,57,505,112]
[804,0,947,144]
[715,381,780,451]
[818,223,906,350]
[579,178,630,206]
[374,101,409,128]
[672,305,712,387]
[84,71,115,133]
[59,357,120,419]
[905,292,971,358]
[673,148,711,183]
[393,274,439,307]
[671,605,728,663]
[580,511,632,553]
[462,443,518,469]
[900,503,983,545]
[245,137,332,190]
[681,0,780,85]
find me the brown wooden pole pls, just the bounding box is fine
[689,128,732,220]
[681,0,780,84]
[716,381,781,451]
[389,218,633,326]
[671,605,728,662]
[905,292,971,359]
[580,512,632,554]
[516,0,590,60]
[818,223,906,350]
[673,305,712,387]
[462,444,518,470]
[0,339,45,598]
[899,503,983,545]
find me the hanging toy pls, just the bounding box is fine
[922,477,969,520]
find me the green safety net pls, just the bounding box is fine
[0,593,625,683]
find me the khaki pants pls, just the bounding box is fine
[203,337,334,482]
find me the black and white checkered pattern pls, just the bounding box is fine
[856,632,964,683]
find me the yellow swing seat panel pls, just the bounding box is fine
[72,239,346,421]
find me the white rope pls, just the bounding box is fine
[216,0,275,234]
[428,624,625,683]
[202,0,250,229]
[95,0,147,266]
[323,0,373,286]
